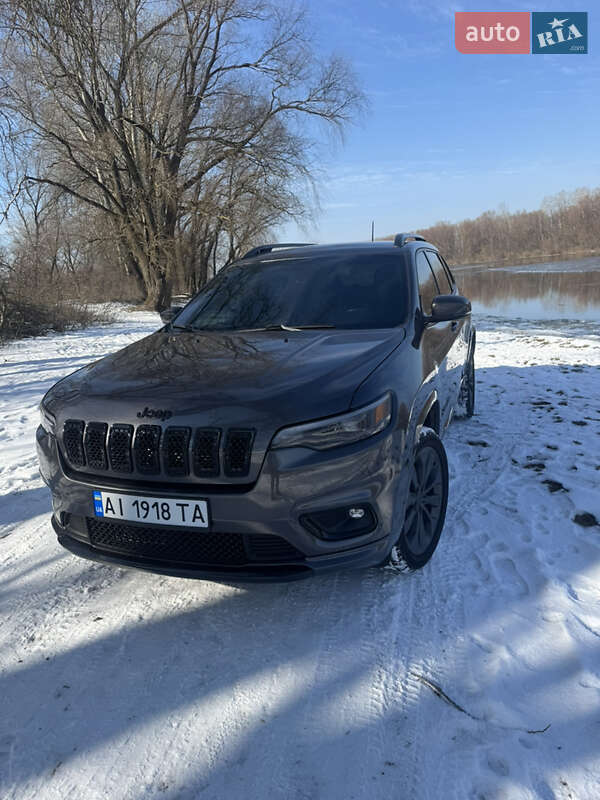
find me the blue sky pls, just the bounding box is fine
[278,0,600,243]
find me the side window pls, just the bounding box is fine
[415,251,438,314]
[425,251,453,295]
[439,254,456,288]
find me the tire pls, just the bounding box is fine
[384,427,449,573]
[457,346,475,418]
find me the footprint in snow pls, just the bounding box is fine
[523,461,546,473]
[493,557,529,597]
[542,479,568,493]
[573,512,598,528]
[486,755,510,778]
[518,736,537,750]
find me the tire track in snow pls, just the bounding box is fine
[419,367,533,799]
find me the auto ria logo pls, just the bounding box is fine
[531,13,588,54]
[455,12,588,54]
[137,407,173,420]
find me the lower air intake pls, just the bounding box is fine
[86,518,304,566]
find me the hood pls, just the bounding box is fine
[44,327,405,429]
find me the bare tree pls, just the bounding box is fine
[386,187,600,265]
[0,0,364,308]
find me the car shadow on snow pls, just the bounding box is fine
[0,486,51,533]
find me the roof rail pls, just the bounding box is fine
[241,243,315,260]
[393,233,426,247]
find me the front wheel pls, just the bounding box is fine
[385,428,449,573]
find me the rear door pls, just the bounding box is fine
[425,250,469,408]
[415,250,455,427]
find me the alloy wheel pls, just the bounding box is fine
[403,446,445,555]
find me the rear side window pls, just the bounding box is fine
[415,251,438,314]
[425,251,453,294]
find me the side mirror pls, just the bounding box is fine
[160,305,184,325]
[428,294,471,323]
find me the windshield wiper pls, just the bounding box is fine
[248,323,336,332]
[171,323,195,331]
[290,324,337,330]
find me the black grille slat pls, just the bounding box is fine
[84,422,108,470]
[108,424,134,473]
[192,428,221,477]
[63,420,86,467]
[224,429,254,477]
[163,427,191,476]
[133,425,161,474]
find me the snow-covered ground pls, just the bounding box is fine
[1,309,599,800]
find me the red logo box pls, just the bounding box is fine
[455,12,531,54]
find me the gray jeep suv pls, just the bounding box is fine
[36,235,475,581]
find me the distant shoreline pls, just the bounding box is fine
[451,251,600,271]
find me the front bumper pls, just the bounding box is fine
[37,424,406,581]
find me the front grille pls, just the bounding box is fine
[62,421,254,481]
[86,518,304,566]
[63,420,86,467]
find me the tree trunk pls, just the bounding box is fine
[143,270,171,311]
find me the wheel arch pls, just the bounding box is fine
[468,327,476,361]
[416,390,440,437]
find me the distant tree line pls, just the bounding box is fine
[388,187,600,265]
[0,0,363,336]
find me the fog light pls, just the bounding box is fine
[300,504,377,540]
[348,507,365,519]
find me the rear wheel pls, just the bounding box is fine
[385,428,449,573]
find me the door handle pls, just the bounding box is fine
[451,321,458,331]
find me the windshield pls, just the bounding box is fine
[174,251,409,331]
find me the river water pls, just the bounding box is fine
[453,257,600,322]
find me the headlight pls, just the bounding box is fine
[39,403,56,435]
[271,392,392,451]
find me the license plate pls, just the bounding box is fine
[93,491,209,528]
